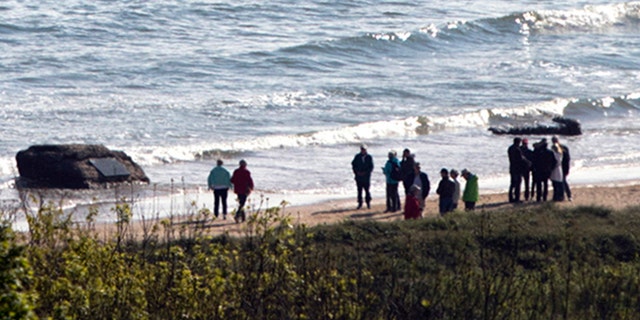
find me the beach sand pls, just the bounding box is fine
[94,183,640,239]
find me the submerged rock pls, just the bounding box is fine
[488,117,582,136]
[16,144,150,189]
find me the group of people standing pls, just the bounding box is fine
[352,145,479,220]
[207,159,254,223]
[508,136,572,203]
[207,136,569,224]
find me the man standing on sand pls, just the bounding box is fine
[352,144,374,209]
[230,159,254,223]
[532,139,556,202]
[508,137,530,203]
[520,138,534,201]
[552,136,572,201]
[436,168,456,215]
[207,159,232,220]
[400,148,416,195]
[461,169,479,211]
[412,163,430,212]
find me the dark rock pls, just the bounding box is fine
[16,144,150,189]
[488,117,582,136]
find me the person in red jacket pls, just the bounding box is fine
[404,185,422,220]
[230,159,254,223]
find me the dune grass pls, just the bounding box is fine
[3,193,640,319]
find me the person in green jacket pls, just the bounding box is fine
[208,159,233,219]
[461,169,479,211]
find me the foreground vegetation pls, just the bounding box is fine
[3,195,640,319]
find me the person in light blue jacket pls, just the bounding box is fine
[382,150,401,212]
[208,159,232,219]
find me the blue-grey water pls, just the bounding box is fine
[1,0,640,210]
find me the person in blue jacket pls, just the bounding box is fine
[382,150,401,212]
[207,159,232,219]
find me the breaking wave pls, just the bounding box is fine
[123,92,640,166]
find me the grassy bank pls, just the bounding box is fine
[3,198,640,319]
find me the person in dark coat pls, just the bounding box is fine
[400,148,416,195]
[520,138,534,201]
[412,162,431,212]
[552,136,572,201]
[436,168,456,215]
[351,144,374,209]
[230,159,254,223]
[508,137,530,203]
[531,139,556,202]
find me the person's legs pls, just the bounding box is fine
[394,185,401,211]
[522,172,530,201]
[385,183,393,212]
[531,175,537,201]
[356,180,364,208]
[213,189,221,218]
[465,201,476,211]
[439,198,453,215]
[388,183,400,211]
[509,172,522,202]
[563,177,572,200]
[552,181,564,201]
[236,194,248,222]
[220,188,228,218]
[542,179,549,201]
[363,180,371,208]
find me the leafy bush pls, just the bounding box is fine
[8,194,640,319]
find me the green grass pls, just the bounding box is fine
[3,196,640,319]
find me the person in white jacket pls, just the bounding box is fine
[550,143,565,201]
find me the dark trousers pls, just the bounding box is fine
[439,197,453,215]
[552,180,565,201]
[509,172,522,202]
[464,201,476,211]
[386,183,401,211]
[235,194,248,222]
[534,176,549,202]
[213,188,228,217]
[563,177,572,199]
[356,179,371,207]
[522,171,532,201]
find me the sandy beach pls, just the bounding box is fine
[97,182,640,239]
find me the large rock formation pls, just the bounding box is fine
[488,117,582,136]
[16,144,150,189]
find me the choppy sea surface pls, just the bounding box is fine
[1,0,640,218]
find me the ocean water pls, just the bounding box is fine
[1,0,640,213]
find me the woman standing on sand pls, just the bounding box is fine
[550,143,564,201]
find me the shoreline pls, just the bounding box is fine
[79,182,640,239]
[6,172,640,234]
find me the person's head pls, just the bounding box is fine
[513,137,522,146]
[403,148,411,158]
[216,159,223,166]
[410,184,421,197]
[450,169,459,179]
[461,169,470,180]
[440,168,449,179]
[388,150,396,160]
[414,162,421,173]
[360,144,367,154]
[522,138,529,146]
[239,159,247,168]
[551,136,559,144]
